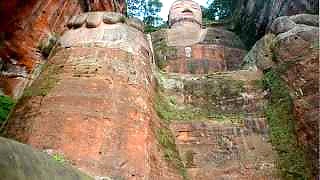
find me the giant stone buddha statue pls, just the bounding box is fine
[152,0,247,74]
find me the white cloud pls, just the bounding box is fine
[159,0,208,21]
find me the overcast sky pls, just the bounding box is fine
[159,0,208,21]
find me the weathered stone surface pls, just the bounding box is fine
[170,121,276,180]
[233,0,319,47]
[156,69,277,179]
[0,0,126,98]
[0,0,84,98]
[200,28,245,49]
[86,12,103,28]
[74,14,89,28]
[86,0,126,14]
[242,34,276,70]
[270,16,297,34]
[289,13,319,26]
[67,15,78,29]
[4,17,182,180]
[0,137,93,180]
[244,14,319,178]
[125,17,144,32]
[103,12,125,24]
[169,0,202,27]
[275,24,318,60]
[157,70,267,116]
[152,28,246,73]
[61,23,149,55]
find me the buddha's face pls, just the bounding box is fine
[169,0,202,26]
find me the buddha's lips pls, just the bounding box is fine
[181,12,193,16]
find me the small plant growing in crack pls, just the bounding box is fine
[52,154,65,164]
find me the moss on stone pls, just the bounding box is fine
[0,95,15,124]
[155,93,207,122]
[153,38,177,70]
[23,63,62,97]
[262,70,311,179]
[156,127,188,179]
[52,153,66,164]
[37,33,59,58]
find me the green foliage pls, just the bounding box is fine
[202,0,237,21]
[155,94,205,122]
[184,150,195,168]
[0,95,15,123]
[156,127,187,179]
[127,0,164,27]
[144,22,168,33]
[262,70,311,179]
[143,0,163,27]
[52,154,65,164]
[127,0,147,18]
[153,40,177,70]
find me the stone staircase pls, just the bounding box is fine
[156,70,278,179]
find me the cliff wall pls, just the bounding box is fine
[233,0,318,47]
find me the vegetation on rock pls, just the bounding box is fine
[262,70,311,179]
[37,33,59,58]
[156,127,188,179]
[0,95,15,124]
[23,63,62,97]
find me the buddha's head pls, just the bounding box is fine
[168,0,202,28]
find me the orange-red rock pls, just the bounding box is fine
[4,14,182,179]
[0,0,126,98]
[87,0,126,13]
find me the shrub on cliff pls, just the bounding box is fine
[0,95,15,123]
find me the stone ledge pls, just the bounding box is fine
[67,12,144,32]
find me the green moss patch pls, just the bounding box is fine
[152,37,177,70]
[23,63,62,97]
[155,93,206,122]
[52,154,65,164]
[0,95,15,123]
[156,127,188,179]
[262,70,311,179]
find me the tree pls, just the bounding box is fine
[143,0,163,27]
[127,0,147,18]
[127,0,164,32]
[203,0,237,21]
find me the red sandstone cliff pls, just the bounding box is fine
[0,0,126,98]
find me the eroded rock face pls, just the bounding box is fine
[0,0,83,98]
[4,12,181,180]
[86,0,126,13]
[0,0,126,99]
[244,14,319,178]
[233,0,319,47]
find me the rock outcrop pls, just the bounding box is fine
[0,0,126,99]
[1,0,318,179]
[0,137,93,180]
[0,0,83,98]
[4,11,181,179]
[151,0,278,179]
[244,14,319,179]
[86,0,127,13]
[233,0,319,47]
